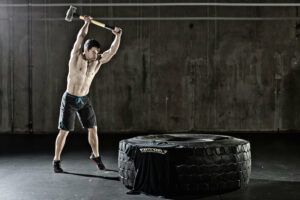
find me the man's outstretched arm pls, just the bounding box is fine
[100,27,122,64]
[70,16,92,56]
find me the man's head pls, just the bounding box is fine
[83,39,101,61]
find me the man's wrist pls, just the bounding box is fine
[114,32,122,37]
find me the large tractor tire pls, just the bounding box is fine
[118,134,251,196]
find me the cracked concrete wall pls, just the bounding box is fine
[1,0,300,133]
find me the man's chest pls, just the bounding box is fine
[75,60,98,77]
[70,68,96,81]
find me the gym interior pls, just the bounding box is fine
[0,1,299,200]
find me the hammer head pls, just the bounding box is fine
[65,5,79,22]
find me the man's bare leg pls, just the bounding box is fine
[88,127,105,170]
[88,127,99,157]
[53,130,69,173]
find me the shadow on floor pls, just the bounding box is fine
[63,169,120,181]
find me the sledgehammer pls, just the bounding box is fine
[65,5,115,31]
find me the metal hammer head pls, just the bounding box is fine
[65,5,79,22]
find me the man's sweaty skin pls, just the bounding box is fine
[53,16,122,167]
[67,16,122,96]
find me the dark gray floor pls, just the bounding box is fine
[0,133,299,200]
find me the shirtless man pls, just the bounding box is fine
[53,16,122,173]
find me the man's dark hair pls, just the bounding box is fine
[84,39,101,51]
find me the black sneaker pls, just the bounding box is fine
[53,160,63,173]
[126,190,141,195]
[90,154,106,170]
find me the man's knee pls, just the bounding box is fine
[59,129,69,137]
[88,126,97,134]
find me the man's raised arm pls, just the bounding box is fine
[70,16,92,56]
[100,27,122,64]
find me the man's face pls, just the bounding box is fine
[84,47,100,61]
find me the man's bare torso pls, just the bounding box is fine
[66,54,101,96]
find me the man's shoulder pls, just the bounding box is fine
[71,51,83,59]
[69,54,83,69]
[70,53,84,63]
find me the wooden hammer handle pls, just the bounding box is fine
[79,16,115,31]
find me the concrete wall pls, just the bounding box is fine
[1,0,300,133]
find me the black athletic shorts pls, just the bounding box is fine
[58,92,97,131]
